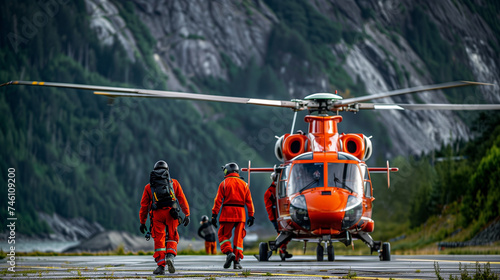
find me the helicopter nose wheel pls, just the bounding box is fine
[316,243,324,261]
[327,243,335,261]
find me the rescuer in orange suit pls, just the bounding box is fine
[139,160,190,275]
[212,162,255,269]
[264,172,292,261]
[198,215,217,254]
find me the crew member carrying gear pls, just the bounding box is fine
[212,162,255,270]
[198,215,217,255]
[264,172,292,261]
[139,160,190,275]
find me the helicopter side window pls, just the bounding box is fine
[278,165,290,198]
[360,165,372,197]
[278,180,287,198]
[288,163,324,194]
[327,163,363,194]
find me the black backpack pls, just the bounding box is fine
[149,169,175,210]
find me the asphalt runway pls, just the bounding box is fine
[1,254,499,279]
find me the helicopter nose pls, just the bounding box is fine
[305,189,349,231]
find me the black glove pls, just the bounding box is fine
[211,214,218,228]
[140,224,147,234]
[247,216,255,227]
[271,220,278,232]
[183,216,190,227]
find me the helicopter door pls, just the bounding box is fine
[360,164,373,216]
[277,165,291,216]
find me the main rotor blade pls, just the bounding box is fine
[95,90,298,108]
[0,80,140,93]
[357,103,404,110]
[358,103,500,110]
[1,80,299,109]
[397,104,500,110]
[335,81,493,106]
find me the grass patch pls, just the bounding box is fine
[341,268,357,279]
[177,248,207,255]
[435,261,499,280]
[14,249,156,257]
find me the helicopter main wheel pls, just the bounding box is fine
[258,242,269,262]
[316,243,324,261]
[379,242,391,261]
[327,244,335,261]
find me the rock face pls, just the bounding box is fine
[64,230,204,253]
[319,0,499,155]
[332,25,470,155]
[133,0,277,90]
[84,0,139,63]
[38,212,104,241]
[86,0,499,156]
[64,230,150,252]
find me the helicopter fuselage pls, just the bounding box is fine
[275,151,374,240]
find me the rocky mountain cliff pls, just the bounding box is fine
[85,0,499,156]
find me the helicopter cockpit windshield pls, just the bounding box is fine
[288,163,324,194]
[327,163,363,194]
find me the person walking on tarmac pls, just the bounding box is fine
[264,172,292,261]
[198,215,217,255]
[211,162,255,269]
[139,160,190,275]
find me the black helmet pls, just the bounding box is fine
[201,215,208,222]
[222,162,239,175]
[154,160,169,170]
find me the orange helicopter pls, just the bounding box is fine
[2,80,499,262]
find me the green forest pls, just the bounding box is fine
[371,112,500,245]
[0,0,499,247]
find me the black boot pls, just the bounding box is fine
[224,252,235,269]
[165,253,175,273]
[233,260,242,269]
[153,265,165,275]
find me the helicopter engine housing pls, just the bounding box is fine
[363,135,373,161]
[339,133,372,161]
[275,134,309,162]
[274,135,285,162]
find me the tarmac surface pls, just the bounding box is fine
[1,254,499,279]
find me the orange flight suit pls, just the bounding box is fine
[264,182,278,222]
[264,182,288,252]
[139,179,190,267]
[212,173,255,262]
[205,241,217,255]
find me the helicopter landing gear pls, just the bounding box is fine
[316,243,324,261]
[258,242,270,261]
[257,232,293,262]
[357,232,391,261]
[379,242,391,261]
[316,242,334,261]
[327,243,335,261]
